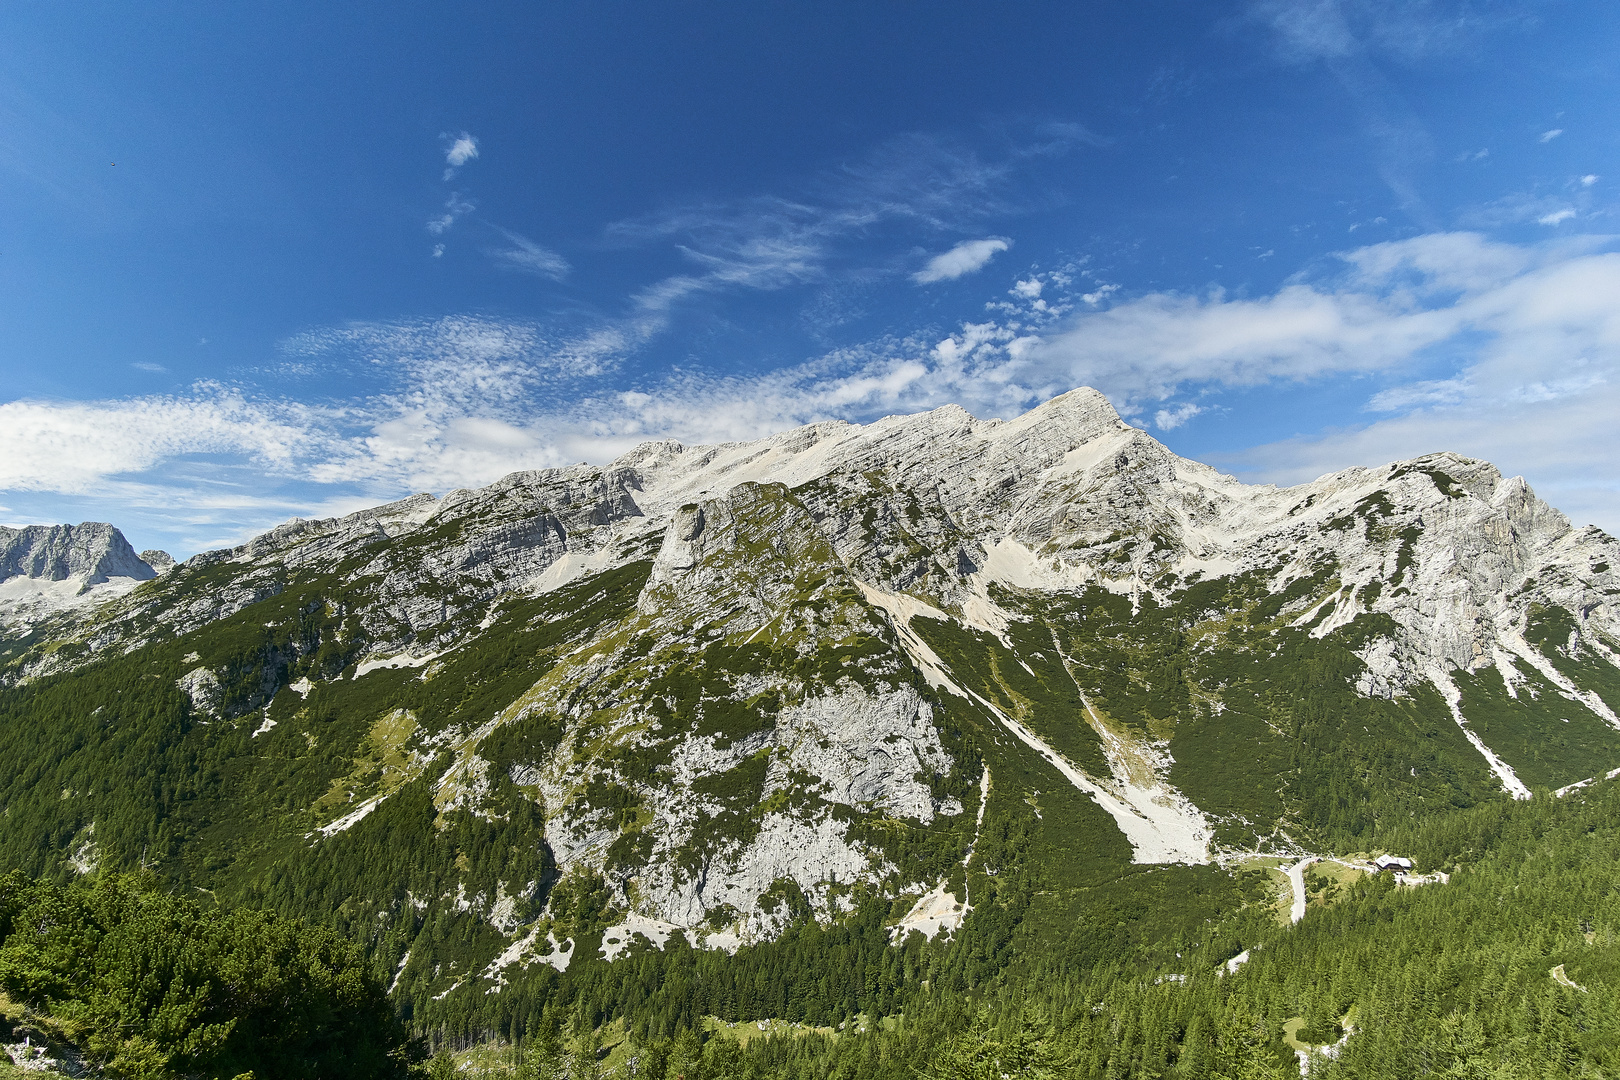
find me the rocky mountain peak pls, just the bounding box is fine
[993,385,1125,441]
[0,522,156,588]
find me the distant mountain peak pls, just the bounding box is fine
[0,522,155,588]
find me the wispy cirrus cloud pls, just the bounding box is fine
[427,192,474,235]
[487,227,570,279]
[1246,0,1451,226]
[601,129,1087,322]
[1247,0,1538,64]
[0,387,325,496]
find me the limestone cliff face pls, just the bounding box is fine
[497,482,955,941]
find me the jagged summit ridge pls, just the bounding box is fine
[10,386,1618,751]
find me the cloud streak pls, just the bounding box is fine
[912,238,1010,283]
[606,129,1082,299]
[427,192,474,235]
[1243,0,1538,226]
[488,228,570,279]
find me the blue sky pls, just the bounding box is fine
[2,0,1617,556]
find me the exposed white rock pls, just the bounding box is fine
[984,689,1212,865]
[177,666,224,716]
[891,882,968,942]
[601,913,684,961]
[1431,669,1533,800]
[484,927,574,990]
[68,823,99,876]
[0,573,151,633]
[0,522,155,585]
[627,810,886,943]
[1286,857,1317,924]
[316,791,389,835]
[353,649,445,679]
[774,686,953,823]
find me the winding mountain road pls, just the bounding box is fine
[1286,858,1317,923]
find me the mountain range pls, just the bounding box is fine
[3,386,1619,1040]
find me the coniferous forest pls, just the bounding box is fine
[7,759,1620,1078]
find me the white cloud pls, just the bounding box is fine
[1011,278,1044,299]
[1250,1,1540,65]
[488,228,570,279]
[131,362,166,372]
[1154,403,1202,430]
[9,230,1620,545]
[1367,376,1467,412]
[913,238,1010,284]
[1462,192,1583,229]
[1539,208,1577,226]
[1198,239,1620,528]
[1016,233,1620,415]
[432,243,445,258]
[0,387,324,495]
[608,130,1043,279]
[1581,175,1599,187]
[427,192,474,235]
[442,132,479,179]
[1229,388,1620,530]
[1540,128,1564,143]
[591,129,1088,347]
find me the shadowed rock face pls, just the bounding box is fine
[0,522,156,587]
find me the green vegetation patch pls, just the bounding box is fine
[0,870,413,1079]
[910,615,1109,777]
[1527,604,1620,719]
[1455,659,1620,790]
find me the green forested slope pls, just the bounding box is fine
[0,872,411,1079]
[430,776,1620,1080]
